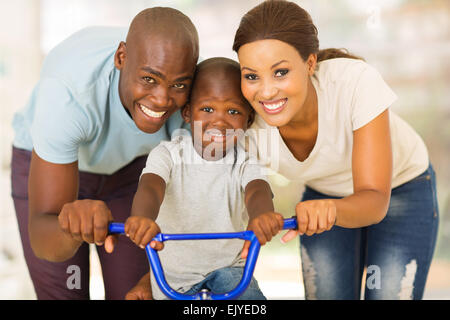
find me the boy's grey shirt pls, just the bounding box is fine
[140,132,268,300]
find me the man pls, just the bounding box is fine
[11,7,198,299]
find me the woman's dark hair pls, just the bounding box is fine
[233,0,363,62]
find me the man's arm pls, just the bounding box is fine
[28,150,114,262]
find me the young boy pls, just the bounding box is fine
[124,57,284,300]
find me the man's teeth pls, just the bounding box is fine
[140,104,166,118]
[263,99,286,110]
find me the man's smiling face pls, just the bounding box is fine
[115,32,197,134]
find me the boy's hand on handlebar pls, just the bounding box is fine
[281,199,336,243]
[241,212,284,259]
[125,216,164,250]
[58,199,118,253]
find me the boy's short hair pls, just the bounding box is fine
[187,57,255,125]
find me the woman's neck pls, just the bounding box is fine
[279,78,318,140]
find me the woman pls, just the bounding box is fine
[233,0,438,299]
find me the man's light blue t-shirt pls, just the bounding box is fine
[12,26,186,175]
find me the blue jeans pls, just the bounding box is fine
[183,266,266,300]
[299,164,439,300]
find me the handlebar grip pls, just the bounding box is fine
[283,216,298,230]
[108,223,125,235]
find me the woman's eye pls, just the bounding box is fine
[143,76,155,83]
[244,74,258,81]
[274,69,289,77]
[228,109,240,115]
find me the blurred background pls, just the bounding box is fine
[0,0,448,299]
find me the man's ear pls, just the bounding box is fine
[181,104,191,123]
[114,41,127,70]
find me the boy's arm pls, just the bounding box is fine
[131,173,166,220]
[244,179,275,218]
[125,173,166,250]
[124,174,166,300]
[242,179,284,258]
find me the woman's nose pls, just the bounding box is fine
[259,79,278,100]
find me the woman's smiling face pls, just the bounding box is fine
[237,39,316,127]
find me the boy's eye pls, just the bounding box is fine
[274,69,289,77]
[228,109,240,115]
[244,74,258,81]
[201,107,213,113]
[143,76,156,83]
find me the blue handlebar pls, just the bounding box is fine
[108,217,297,300]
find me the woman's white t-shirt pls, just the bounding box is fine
[249,58,429,197]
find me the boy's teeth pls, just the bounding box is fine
[140,104,166,118]
[207,131,233,137]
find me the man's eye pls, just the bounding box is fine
[228,109,240,115]
[244,74,258,81]
[173,83,186,89]
[143,76,155,83]
[274,69,289,77]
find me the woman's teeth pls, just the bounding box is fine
[262,99,286,110]
[140,104,167,118]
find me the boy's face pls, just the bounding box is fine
[182,70,254,159]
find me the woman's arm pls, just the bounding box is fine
[334,109,392,228]
[282,110,392,242]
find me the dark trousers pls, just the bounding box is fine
[10,146,149,300]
